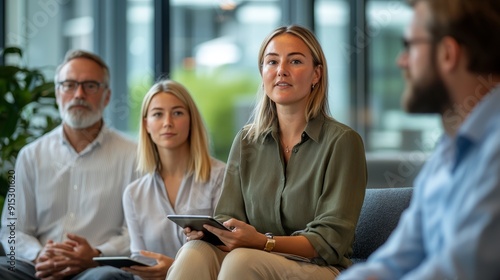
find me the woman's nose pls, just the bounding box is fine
[163,115,173,127]
[277,63,288,77]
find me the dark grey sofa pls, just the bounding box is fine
[0,188,413,264]
[351,187,413,263]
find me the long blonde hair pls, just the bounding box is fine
[244,25,331,142]
[137,79,212,182]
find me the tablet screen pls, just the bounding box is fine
[93,256,151,268]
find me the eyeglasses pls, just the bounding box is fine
[402,38,432,51]
[57,80,107,94]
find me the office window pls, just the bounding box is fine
[127,0,154,133]
[3,0,440,160]
[4,0,154,135]
[366,0,441,153]
[170,0,280,161]
[315,0,350,125]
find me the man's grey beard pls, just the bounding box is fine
[59,99,104,129]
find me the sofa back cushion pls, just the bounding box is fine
[351,187,413,263]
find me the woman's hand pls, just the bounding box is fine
[122,250,173,280]
[184,227,204,241]
[204,218,267,252]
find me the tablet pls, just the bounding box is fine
[93,256,151,268]
[167,215,231,245]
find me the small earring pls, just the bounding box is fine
[311,84,316,90]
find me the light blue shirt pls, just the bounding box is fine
[123,158,225,265]
[339,86,500,280]
[0,124,138,261]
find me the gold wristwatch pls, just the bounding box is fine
[263,232,275,252]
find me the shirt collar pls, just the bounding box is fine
[452,85,500,171]
[304,114,325,143]
[267,114,326,143]
[58,122,109,152]
[458,85,500,142]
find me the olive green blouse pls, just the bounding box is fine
[215,114,367,268]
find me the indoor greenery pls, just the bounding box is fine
[0,47,60,214]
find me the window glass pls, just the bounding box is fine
[366,0,441,153]
[5,0,154,137]
[5,0,107,77]
[170,0,280,161]
[315,0,350,125]
[3,0,441,159]
[127,0,154,134]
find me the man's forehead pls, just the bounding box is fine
[59,58,105,77]
[406,2,431,37]
[62,57,102,69]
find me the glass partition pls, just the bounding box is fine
[169,0,280,160]
[3,0,439,161]
[366,0,441,153]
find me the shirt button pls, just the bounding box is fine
[69,213,75,219]
[74,185,78,190]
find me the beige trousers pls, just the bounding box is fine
[166,240,340,280]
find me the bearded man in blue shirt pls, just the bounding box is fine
[340,0,500,279]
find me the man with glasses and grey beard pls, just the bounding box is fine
[0,50,138,279]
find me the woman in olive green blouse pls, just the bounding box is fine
[167,24,367,280]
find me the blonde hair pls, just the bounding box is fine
[244,25,331,142]
[137,79,212,182]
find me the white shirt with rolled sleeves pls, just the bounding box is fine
[0,124,139,262]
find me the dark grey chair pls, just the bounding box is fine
[351,187,413,263]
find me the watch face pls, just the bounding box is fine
[264,238,276,252]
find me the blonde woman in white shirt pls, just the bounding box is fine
[87,79,225,280]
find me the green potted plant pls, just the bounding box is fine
[0,47,60,215]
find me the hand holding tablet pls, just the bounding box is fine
[167,215,231,245]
